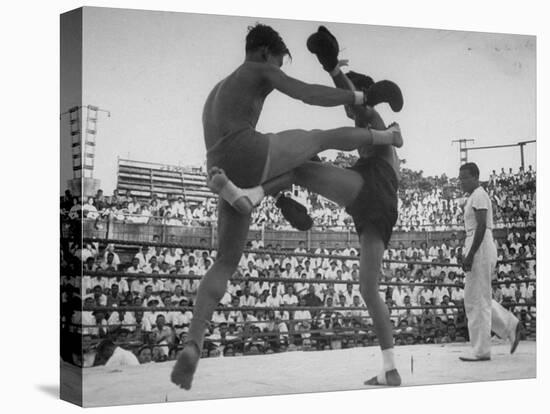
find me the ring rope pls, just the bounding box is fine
[76,270,537,288]
[80,237,536,267]
[80,301,536,313]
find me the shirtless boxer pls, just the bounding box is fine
[171,23,403,389]
[305,26,402,386]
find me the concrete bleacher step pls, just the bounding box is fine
[117,159,216,203]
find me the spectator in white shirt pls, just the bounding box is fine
[419,286,434,304]
[174,197,187,218]
[185,255,201,275]
[348,295,369,321]
[301,260,316,280]
[501,282,516,302]
[293,241,307,255]
[281,262,297,280]
[432,282,450,306]
[451,284,464,303]
[134,246,152,269]
[406,241,419,259]
[107,276,129,295]
[78,297,97,336]
[227,296,243,324]
[91,285,107,307]
[325,261,341,281]
[131,205,151,224]
[266,285,283,308]
[239,286,257,307]
[102,244,121,268]
[100,252,118,271]
[97,340,139,368]
[293,297,313,339]
[82,197,99,219]
[391,285,407,307]
[519,282,535,300]
[198,251,213,271]
[150,271,166,293]
[251,233,264,250]
[282,285,299,306]
[293,273,310,297]
[68,197,82,220]
[107,303,135,331]
[314,242,330,270]
[182,270,200,300]
[342,282,360,306]
[126,257,141,275]
[211,305,228,325]
[244,260,259,278]
[142,256,161,274]
[169,284,185,303]
[151,314,175,359]
[163,247,181,267]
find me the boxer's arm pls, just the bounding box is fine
[330,69,383,128]
[330,70,362,121]
[265,66,358,107]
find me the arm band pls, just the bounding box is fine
[353,91,365,106]
[330,67,342,77]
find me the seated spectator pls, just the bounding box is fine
[440,322,466,343]
[96,339,139,368]
[60,189,74,214]
[239,286,257,307]
[292,297,313,342]
[163,247,181,267]
[106,283,123,306]
[101,252,118,271]
[143,256,161,274]
[182,270,200,300]
[302,284,323,310]
[68,197,82,220]
[151,314,175,360]
[137,346,153,364]
[82,197,99,219]
[282,285,298,307]
[133,246,151,269]
[420,318,436,343]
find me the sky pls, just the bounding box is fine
[61,6,536,193]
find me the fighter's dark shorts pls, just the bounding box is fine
[345,156,399,247]
[206,127,269,188]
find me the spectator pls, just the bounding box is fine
[137,346,153,364]
[68,197,82,220]
[302,285,323,309]
[239,286,257,307]
[96,339,139,368]
[60,189,73,213]
[151,314,175,360]
[82,197,99,219]
[292,297,313,342]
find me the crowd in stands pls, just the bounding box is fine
[60,225,536,367]
[60,165,536,232]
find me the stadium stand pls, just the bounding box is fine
[60,163,536,366]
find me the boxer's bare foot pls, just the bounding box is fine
[207,167,263,215]
[364,369,402,387]
[170,341,201,390]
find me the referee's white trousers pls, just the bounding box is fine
[464,232,518,358]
